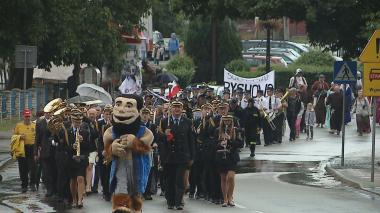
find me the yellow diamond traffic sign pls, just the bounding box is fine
[359,29,380,62]
[363,63,380,96]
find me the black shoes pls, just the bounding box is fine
[144,194,153,200]
[30,185,36,192]
[176,205,184,210]
[21,187,27,193]
[250,153,255,157]
[189,193,194,199]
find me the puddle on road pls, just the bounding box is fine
[238,160,341,188]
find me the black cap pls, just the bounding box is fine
[223,89,230,94]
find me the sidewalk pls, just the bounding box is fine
[0,131,12,140]
[326,150,380,196]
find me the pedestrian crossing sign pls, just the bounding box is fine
[333,61,357,84]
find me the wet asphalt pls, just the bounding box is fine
[0,122,379,212]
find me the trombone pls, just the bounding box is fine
[259,101,276,130]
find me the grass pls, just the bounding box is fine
[0,118,22,132]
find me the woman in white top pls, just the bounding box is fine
[352,90,371,136]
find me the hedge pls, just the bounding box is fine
[166,55,196,88]
[235,64,334,89]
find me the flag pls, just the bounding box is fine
[168,81,180,99]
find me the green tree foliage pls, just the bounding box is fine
[151,0,186,37]
[0,0,150,92]
[185,18,242,83]
[225,59,250,73]
[170,0,241,81]
[165,55,195,87]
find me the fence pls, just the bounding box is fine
[0,85,58,121]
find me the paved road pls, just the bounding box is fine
[0,121,379,212]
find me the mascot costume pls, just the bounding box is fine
[103,94,153,213]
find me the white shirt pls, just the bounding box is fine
[263,95,281,113]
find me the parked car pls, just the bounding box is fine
[243,55,288,71]
[242,40,310,54]
[245,48,300,64]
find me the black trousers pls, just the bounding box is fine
[189,160,204,195]
[55,151,70,199]
[203,161,222,200]
[99,162,111,197]
[92,162,100,192]
[145,166,158,196]
[273,113,285,142]
[263,120,274,145]
[41,155,57,194]
[17,144,36,189]
[164,163,187,206]
[287,113,297,140]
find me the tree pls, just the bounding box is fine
[0,0,151,93]
[236,0,307,72]
[185,17,242,83]
[0,0,47,89]
[305,0,380,59]
[171,0,240,82]
[151,0,186,37]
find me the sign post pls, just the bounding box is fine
[359,29,380,182]
[15,45,37,90]
[333,61,357,167]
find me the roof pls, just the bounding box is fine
[33,63,87,81]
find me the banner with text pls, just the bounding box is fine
[224,69,275,97]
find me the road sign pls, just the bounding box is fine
[359,29,380,62]
[363,63,380,96]
[333,61,357,83]
[15,45,37,69]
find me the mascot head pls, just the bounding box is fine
[112,94,143,135]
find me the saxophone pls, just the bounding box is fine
[74,128,81,162]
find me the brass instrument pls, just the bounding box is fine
[45,98,67,134]
[259,101,276,130]
[73,127,81,162]
[280,90,290,103]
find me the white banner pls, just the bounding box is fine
[224,69,275,97]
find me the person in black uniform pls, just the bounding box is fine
[35,108,57,197]
[84,108,99,194]
[205,102,229,205]
[159,101,195,210]
[59,108,91,208]
[243,98,262,157]
[216,115,243,207]
[96,104,113,201]
[142,107,159,201]
[189,105,210,200]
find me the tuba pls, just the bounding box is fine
[45,98,65,134]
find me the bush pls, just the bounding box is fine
[166,55,196,87]
[166,55,195,71]
[294,51,335,66]
[225,59,249,73]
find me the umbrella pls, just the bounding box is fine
[155,72,178,84]
[76,83,113,105]
[67,95,98,104]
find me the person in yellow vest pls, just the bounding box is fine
[14,108,37,193]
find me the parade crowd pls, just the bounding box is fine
[10,68,380,212]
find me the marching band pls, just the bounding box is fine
[28,85,294,210]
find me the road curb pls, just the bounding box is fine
[0,157,13,172]
[325,160,380,196]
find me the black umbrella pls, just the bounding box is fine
[67,95,98,104]
[155,72,178,84]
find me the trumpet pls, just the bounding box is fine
[259,102,276,130]
[73,128,81,162]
